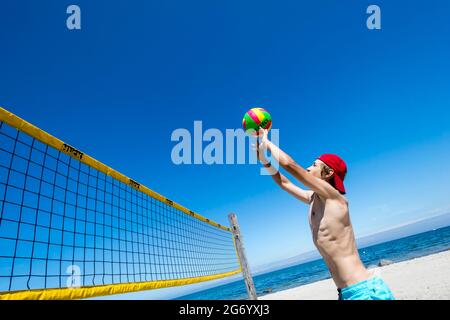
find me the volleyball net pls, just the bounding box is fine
[0,107,242,300]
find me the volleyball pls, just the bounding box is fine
[242,107,272,136]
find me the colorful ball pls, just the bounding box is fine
[242,107,272,136]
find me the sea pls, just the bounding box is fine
[175,225,450,300]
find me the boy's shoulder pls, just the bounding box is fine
[315,191,348,206]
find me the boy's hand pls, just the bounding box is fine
[252,128,270,165]
[258,128,269,151]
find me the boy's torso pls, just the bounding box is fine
[309,193,370,288]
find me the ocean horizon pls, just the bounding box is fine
[175,225,450,300]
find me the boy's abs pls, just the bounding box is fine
[317,247,371,288]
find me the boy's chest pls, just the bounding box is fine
[309,193,325,226]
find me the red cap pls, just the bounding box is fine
[317,154,347,194]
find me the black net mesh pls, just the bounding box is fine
[0,121,240,294]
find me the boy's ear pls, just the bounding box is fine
[327,169,335,180]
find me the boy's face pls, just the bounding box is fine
[306,159,327,180]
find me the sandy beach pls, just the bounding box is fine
[259,250,450,300]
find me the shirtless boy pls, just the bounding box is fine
[256,128,395,300]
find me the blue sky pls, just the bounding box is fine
[1,0,450,298]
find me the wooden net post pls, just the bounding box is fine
[228,213,257,300]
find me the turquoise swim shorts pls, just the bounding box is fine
[338,276,395,300]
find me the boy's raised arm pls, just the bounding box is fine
[255,137,313,205]
[258,129,341,200]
